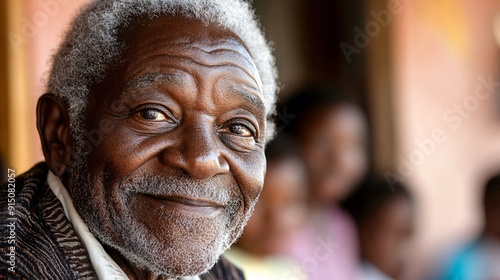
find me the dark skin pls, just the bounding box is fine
[359,195,414,279]
[37,16,267,279]
[298,105,368,206]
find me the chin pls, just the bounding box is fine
[98,209,236,277]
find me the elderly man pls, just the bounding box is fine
[0,0,277,279]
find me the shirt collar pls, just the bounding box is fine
[47,171,200,280]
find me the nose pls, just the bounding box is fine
[159,122,229,180]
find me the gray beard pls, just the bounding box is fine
[67,138,254,277]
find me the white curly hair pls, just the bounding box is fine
[47,0,278,147]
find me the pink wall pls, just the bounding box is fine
[392,0,500,277]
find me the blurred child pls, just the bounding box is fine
[343,176,415,280]
[224,133,309,280]
[434,173,500,280]
[280,86,369,280]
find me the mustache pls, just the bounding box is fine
[117,169,240,208]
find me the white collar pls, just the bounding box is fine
[47,171,200,280]
[47,171,129,280]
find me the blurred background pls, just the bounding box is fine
[1,0,500,279]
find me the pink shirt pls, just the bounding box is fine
[285,207,359,280]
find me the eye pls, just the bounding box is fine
[218,119,260,152]
[229,124,254,137]
[138,109,169,122]
[128,105,177,133]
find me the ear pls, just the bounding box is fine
[37,93,73,176]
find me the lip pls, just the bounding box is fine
[138,194,224,216]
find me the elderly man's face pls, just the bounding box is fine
[69,16,266,276]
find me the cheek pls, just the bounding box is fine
[87,121,172,181]
[85,155,128,217]
[87,144,127,197]
[227,151,266,209]
[84,128,150,209]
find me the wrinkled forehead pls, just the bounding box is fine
[117,14,263,92]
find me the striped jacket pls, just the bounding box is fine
[0,163,245,280]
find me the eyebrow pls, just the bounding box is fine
[233,88,266,117]
[124,73,183,91]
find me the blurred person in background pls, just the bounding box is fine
[225,133,309,280]
[280,86,369,280]
[433,173,500,280]
[343,176,415,280]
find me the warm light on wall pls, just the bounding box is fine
[6,1,32,173]
[493,13,500,47]
[3,0,91,173]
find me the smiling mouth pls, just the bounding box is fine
[139,194,225,216]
